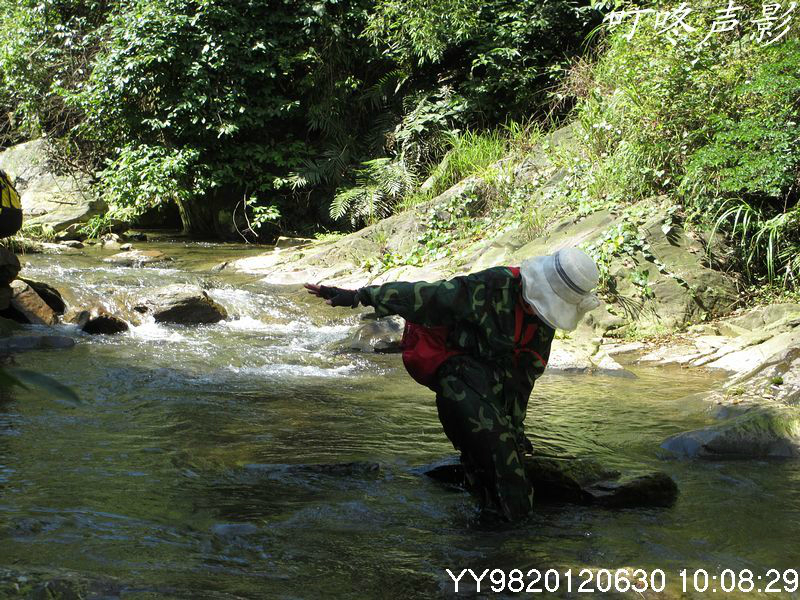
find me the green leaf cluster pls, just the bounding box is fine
[557,0,800,287]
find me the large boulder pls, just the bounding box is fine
[661,405,800,459]
[3,280,58,326]
[0,139,106,231]
[20,279,66,315]
[134,285,228,325]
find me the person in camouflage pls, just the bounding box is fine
[305,247,601,521]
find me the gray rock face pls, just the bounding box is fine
[343,315,405,353]
[6,280,58,326]
[661,406,800,459]
[134,285,228,324]
[0,248,21,286]
[103,249,170,267]
[0,139,106,231]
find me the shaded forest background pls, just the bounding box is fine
[0,0,798,289]
[0,0,597,236]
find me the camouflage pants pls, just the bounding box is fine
[435,355,533,521]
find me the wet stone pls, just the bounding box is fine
[5,280,58,326]
[20,279,66,315]
[65,307,129,335]
[0,335,75,353]
[423,455,678,508]
[134,284,228,325]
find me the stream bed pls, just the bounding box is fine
[2,240,799,599]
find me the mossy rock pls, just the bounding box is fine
[662,405,800,459]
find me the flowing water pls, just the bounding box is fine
[1,240,799,599]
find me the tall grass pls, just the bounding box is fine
[424,130,509,196]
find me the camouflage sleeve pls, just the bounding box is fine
[358,274,488,327]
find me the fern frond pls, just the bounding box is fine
[330,186,365,220]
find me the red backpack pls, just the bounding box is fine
[401,267,542,389]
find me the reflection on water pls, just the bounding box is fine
[1,243,799,598]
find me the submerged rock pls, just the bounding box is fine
[661,405,800,459]
[134,284,228,325]
[343,315,404,353]
[245,461,381,478]
[424,455,678,508]
[0,316,20,336]
[104,249,170,267]
[0,335,75,353]
[583,472,678,508]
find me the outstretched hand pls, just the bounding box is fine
[304,283,360,308]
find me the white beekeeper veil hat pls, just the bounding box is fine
[519,247,602,331]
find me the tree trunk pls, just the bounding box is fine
[175,198,218,237]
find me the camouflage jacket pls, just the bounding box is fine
[357,267,555,421]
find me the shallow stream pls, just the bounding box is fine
[2,240,799,598]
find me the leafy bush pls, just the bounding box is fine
[366,0,599,124]
[0,0,599,236]
[559,0,800,286]
[0,0,109,144]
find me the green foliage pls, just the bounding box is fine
[79,213,116,239]
[332,127,515,224]
[366,0,599,123]
[20,222,56,241]
[558,0,800,288]
[1,0,597,236]
[96,144,198,223]
[381,188,487,267]
[425,130,508,196]
[331,158,416,226]
[70,0,391,234]
[0,0,109,144]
